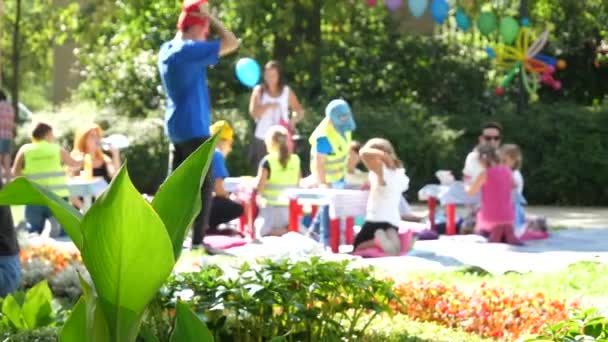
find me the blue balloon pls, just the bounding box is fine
[430,0,449,24]
[485,47,496,60]
[534,54,557,66]
[455,9,470,31]
[407,0,428,18]
[235,58,261,88]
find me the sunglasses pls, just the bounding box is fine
[483,135,501,142]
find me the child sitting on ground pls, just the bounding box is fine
[353,138,410,255]
[255,125,301,237]
[499,144,526,235]
[466,144,523,246]
[499,144,549,240]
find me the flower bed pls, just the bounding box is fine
[393,277,580,341]
[19,243,86,301]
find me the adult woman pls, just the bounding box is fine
[71,123,121,183]
[248,60,304,168]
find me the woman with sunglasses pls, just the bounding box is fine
[463,121,503,185]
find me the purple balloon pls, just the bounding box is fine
[385,0,403,12]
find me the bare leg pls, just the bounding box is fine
[1,154,11,182]
[385,228,401,254]
[353,239,378,252]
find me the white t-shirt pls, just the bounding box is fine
[254,86,290,140]
[366,166,410,227]
[513,169,524,195]
[463,150,483,184]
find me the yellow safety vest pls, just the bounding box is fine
[309,117,351,184]
[262,153,300,206]
[22,141,69,198]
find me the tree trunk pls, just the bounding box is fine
[11,0,21,121]
[517,0,529,114]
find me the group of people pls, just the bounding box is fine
[0,0,545,298]
[156,0,544,256]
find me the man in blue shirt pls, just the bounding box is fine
[158,0,239,251]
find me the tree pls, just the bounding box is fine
[0,0,78,116]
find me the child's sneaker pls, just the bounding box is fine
[374,230,400,255]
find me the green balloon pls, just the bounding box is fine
[477,12,497,36]
[499,17,520,44]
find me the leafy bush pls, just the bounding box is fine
[0,282,57,333]
[392,278,579,341]
[0,326,59,342]
[527,308,608,341]
[156,258,397,341]
[19,244,86,302]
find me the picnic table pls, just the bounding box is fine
[223,177,258,238]
[418,181,526,235]
[281,188,369,253]
[67,177,108,211]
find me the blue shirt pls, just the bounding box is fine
[158,39,221,143]
[212,150,229,180]
[316,137,333,155]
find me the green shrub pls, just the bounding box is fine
[527,308,608,341]
[0,326,59,342]
[156,258,397,341]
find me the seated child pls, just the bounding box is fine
[466,144,523,246]
[255,125,301,237]
[499,144,526,236]
[207,121,245,236]
[353,138,410,255]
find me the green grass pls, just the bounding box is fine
[409,261,608,304]
[364,315,490,342]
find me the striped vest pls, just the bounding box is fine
[309,118,351,184]
[262,154,300,206]
[22,141,69,198]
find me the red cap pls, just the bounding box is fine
[177,0,208,30]
[183,0,207,11]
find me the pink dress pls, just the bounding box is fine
[476,165,514,232]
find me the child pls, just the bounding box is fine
[353,138,409,256]
[499,144,526,235]
[207,121,244,236]
[11,122,81,235]
[500,144,549,240]
[466,144,523,245]
[255,125,301,237]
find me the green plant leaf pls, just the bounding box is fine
[169,302,214,342]
[152,133,219,260]
[80,164,175,341]
[0,178,84,249]
[139,325,161,342]
[60,275,111,342]
[60,297,87,342]
[22,281,53,329]
[2,295,25,331]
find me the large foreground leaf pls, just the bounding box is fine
[80,165,174,342]
[152,133,219,260]
[60,276,110,342]
[0,178,83,248]
[169,302,214,342]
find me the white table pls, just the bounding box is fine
[418,181,526,234]
[67,177,108,211]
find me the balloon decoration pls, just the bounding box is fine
[455,9,470,31]
[407,0,428,18]
[430,0,449,24]
[477,12,498,36]
[235,58,261,88]
[499,17,520,45]
[385,0,403,12]
[488,28,566,102]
